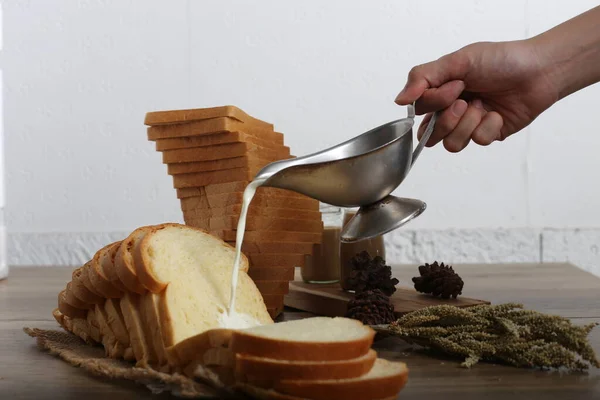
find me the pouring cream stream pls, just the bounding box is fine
[227,178,266,318]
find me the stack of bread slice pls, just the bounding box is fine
[144,106,324,318]
[192,317,409,400]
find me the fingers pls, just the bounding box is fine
[443,99,485,153]
[417,99,468,147]
[416,98,504,153]
[395,50,470,106]
[472,112,503,146]
[415,80,465,115]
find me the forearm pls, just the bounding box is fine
[530,5,600,100]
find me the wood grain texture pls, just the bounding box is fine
[1,263,600,399]
[285,279,489,317]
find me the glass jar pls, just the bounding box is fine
[301,203,342,284]
[339,208,386,291]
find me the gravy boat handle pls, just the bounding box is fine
[408,103,438,168]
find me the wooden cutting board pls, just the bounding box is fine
[284,275,490,318]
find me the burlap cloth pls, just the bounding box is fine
[23,327,245,399]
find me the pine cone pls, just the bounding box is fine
[345,251,399,296]
[412,261,464,299]
[345,289,395,325]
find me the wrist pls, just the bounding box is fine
[527,6,600,100]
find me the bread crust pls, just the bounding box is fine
[253,281,290,295]
[159,132,284,153]
[206,216,323,234]
[88,241,123,298]
[163,142,290,165]
[144,106,273,130]
[71,264,104,304]
[64,282,92,309]
[248,267,296,282]
[58,289,87,319]
[237,349,377,387]
[101,241,128,293]
[229,323,376,362]
[114,227,151,294]
[176,182,306,200]
[213,230,322,244]
[167,156,277,175]
[192,206,321,221]
[180,192,319,210]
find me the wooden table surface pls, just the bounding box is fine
[1,263,600,399]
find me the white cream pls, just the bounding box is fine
[227,178,265,316]
[217,310,262,330]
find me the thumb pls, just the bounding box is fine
[394,50,470,106]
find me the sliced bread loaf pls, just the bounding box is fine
[133,223,272,349]
[229,317,375,362]
[177,182,305,200]
[253,281,290,295]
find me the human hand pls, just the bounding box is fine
[395,40,559,152]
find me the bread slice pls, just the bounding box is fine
[144,106,273,130]
[132,224,273,349]
[229,317,375,362]
[85,308,102,343]
[248,267,296,281]
[52,308,65,328]
[189,193,320,211]
[101,241,128,292]
[139,291,172,369]
[71,264,104,304]
[63,314,96,345]
[146,116,277,141]
[180,191,315,212]
[167,156,277,175]
[192,206,321,222]
[104,298,134,361]
[119,291,156,367]
[262,294,285,308]
[266,303,284,319]
[236,349,377,386]
[115,226,152,294]
[173,167,262,188]
[64,282,92,310]
[253,281,290,295]
[227,241,314,255]
[58,289,87,319]
[158,131,284,152]
[88,242,123,298]
[181,181,305,198]
[213,230,322,244]
[94,304,127,359]
[272,359,408,400]
[207,216,323,233]
[163,142,290,164]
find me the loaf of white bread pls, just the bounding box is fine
[54,223,408,399]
